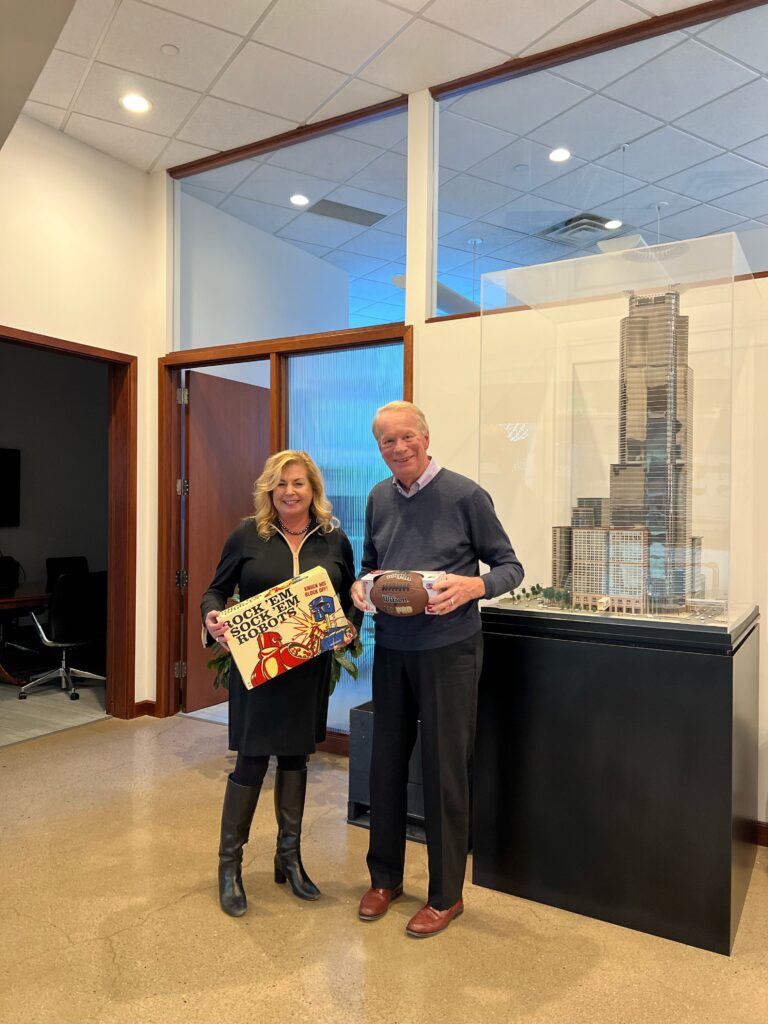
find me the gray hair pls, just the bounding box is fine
[372,400,429,441]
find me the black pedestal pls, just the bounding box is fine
[473,608,759,955]
[347,701,426,843]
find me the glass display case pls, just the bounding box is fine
[479,234,761,630]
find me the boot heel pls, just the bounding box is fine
[274,863,286,884]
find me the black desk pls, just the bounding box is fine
[473,607,759,955]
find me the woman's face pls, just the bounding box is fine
[272,461,313,523]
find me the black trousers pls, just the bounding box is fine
[366,631,483,910]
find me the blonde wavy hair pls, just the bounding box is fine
[252,450,336,540]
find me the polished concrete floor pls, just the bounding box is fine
[1,715,766,1024]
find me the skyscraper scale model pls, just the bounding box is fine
[552,290,703,616]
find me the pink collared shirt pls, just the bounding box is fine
[393,457,442,498]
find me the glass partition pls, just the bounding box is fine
[479,233,760,630]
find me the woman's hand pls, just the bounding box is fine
[427,574,486,615]
[205,609,231,652]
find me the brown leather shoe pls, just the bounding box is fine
[358,884,403,921]
[405,899,464,937]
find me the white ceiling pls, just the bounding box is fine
[18,0,768,325]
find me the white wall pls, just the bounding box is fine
[0,343,109,580]
[178,191,348,349]
[0,114,171,703]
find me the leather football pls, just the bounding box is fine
[369,571,428,616]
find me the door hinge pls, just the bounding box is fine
[175,569,189,588]
[176,478,189,496]
[174,660,187,679]
[176,386,189,405]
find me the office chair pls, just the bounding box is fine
[18,572,106,701]
[45,556,89,594]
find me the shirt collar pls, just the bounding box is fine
[392,457,441,498]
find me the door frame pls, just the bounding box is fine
[156,323,413,718]
[0,324,137,719]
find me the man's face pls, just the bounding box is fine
[376,411,430,488]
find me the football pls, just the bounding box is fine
[369,570,429,617]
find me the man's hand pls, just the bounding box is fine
[204,609,231,652]
[428,574,486,615]
[350,580,370,613]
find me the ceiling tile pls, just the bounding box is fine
[446,72,590,136]
[29,50,88,108]
[437,210,470,236]
[437,244,475,272]
[657,153,767,205]
[277,212,367,246]
[438,174,522,219]
[522,0,644,57]
[654,203,746,240]
[22,102,66,131]
[253,0,412,74]
[340,228,407,259]
[363,259,406,283]
[338,109,408,148]
[97,1,242,91]
[181,182,225,206]
[153,139,217,170]
[450,253,521,280]
[324,250,388,274]
[466,138,585,191]
[324,185,404,216]
[712,180,768,220]
[604,38,756,120]
[235,164,338,207]
[65,113,167,170]
[56,0,115,57]
[592,184,697,228]
[425,0,584,57]
[530,94,662,161]
[184,160,260,193]
[361,19,507,94]
[348,278,402,301]
[439,220,525,255]
[345,150,408,199]
[481,194,580,235]
[213,43,348,122]
[74,63,201,136]
[596,126,722,183]
[554,31,686,90]
[736,135,768,169]
[268,133,383,181]
[177,97,295,150]
[674,78,768,150]
[309,79,403,124]
[438,114,515,172]
[291,240,333,257]
[376,208,408,235]
[491,235,577,265]
[696,7,768,73]
[218,195,299,232]
[631,0,721,12]
[148,0,272,35]
[533,162,644,208]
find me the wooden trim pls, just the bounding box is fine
[134,700,157,717]
[425,311,480,324]
[155,361,183,718]
[167,96,408,179]
[269,353,286,453]
[161,324,406,369]
[402,324,414,402]
[431,0,768,100]
[1,325,137,721]
[316,730,350,757]
[750,819,768,847]
[106,361,138,720]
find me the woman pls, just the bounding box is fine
[202,450,358,917]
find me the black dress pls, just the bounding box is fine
[201,519,358,756]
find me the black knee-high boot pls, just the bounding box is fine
[273,768,320,900]
[218,774,262,917]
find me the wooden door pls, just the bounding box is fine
[184,369,270,712]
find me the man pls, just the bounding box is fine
[351,400,524,938]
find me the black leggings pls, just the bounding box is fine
[233,752,308,788]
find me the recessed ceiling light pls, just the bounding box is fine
[160,43,179,56]
[120,93,151,113]
[548,147,571,163]
[605,219,623,230]
[513,163,528,172]
[290,194,310,207]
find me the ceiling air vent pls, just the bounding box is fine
[307,199,385,226]
[538,213,618,245]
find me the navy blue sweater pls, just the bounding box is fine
[361,468,524,650]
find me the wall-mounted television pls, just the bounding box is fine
[0,448,20,527]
